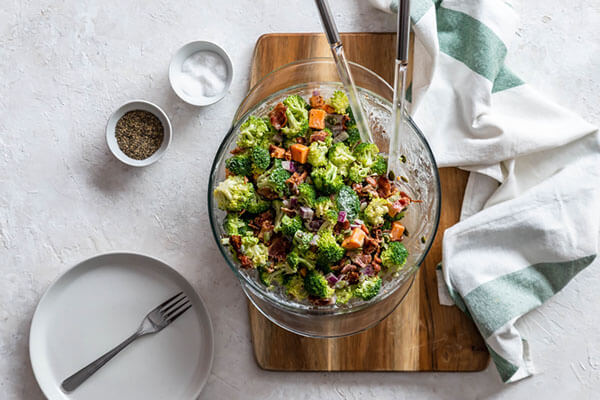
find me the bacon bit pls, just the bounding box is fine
[248,211,273,232]
[372,263,381,273]
[323,104,336,114]
[268,235,290,262]
[363,236,380,254]
[286,171,308,187]
[346,271,360,284]
[229,235,242,252]
[257,187,279,200]
[341,264,357,274]
[333,219,351,234]
[258,220,274,242]
[351,183,363,195]
[269,144,286,159]
[373,253,382,265]
[310,130,329,143]
[225,168,233,178]
[360,224,370,235]
[230,147,245,155]
[365,176,378,187]
[238,255,253,269]
[299,267,307,278]
[353,254,372,269]
[342,114,350,130]
[269,102,287,130]
[377,176,393,198]
[283,149,292,161]
[309,95,325,109]
[372,228,383,241]
[295,136,306,144]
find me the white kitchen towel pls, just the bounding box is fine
[370,0,600,383]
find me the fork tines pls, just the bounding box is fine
[157,292,192,323]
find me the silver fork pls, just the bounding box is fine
[61,291,192,392]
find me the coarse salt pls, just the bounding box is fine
[178,50,228,98]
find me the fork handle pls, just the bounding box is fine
[61,332,140,392]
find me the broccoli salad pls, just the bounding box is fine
[214,90,416,306]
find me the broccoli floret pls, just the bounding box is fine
[335,286,355,305]
[298,183,317,208]
[223,214,248,236]
[311,162,344,195]
[280,215,303,237]
[250,146,271,173]
[380,241,409,272]
[281,95,309,138]
[364,198,390,227]
[272,200,284,231]
[293,230,314,252]
[348,162,370,184]
[256,159,291,197]
[371,155,387,176]
[336,185,360,221]
[354,143,380,167]
[304,270,335,298]
[246,192,271,214]
[344,126,361,149]
[315,231,344,271]
[307,140,329,167]
[329,90,349,114]
[285,275,308,300]
[241,236,269,267]
[346,106,356,126]
[237,116,269,149]
[225,154,252,176]
[354,276,382,301]
[327,142,355,175]
[314,196,336,218]
[286,248,316,270]
[258,266,284,288]
[214,176,254,212]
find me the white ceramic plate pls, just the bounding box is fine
[30,252,213,400]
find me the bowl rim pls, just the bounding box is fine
[105,99,172,167]
[208,57,441,315]
[169,40,234,107]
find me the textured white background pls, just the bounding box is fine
[1,0,599,399]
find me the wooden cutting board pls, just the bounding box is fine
[248,33,489,371]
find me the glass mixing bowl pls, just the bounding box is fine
[208,59,440,338]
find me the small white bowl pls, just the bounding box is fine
[106,100,172,167]
[169,41,233,106]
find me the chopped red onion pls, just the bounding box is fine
[361,265,374,276]
[307,219,323,231]
[337,211,347,223]
[289,197,298,208]
[354,219,364,226]
[281,160,292,172]
[325,273,339,286]
[299,206,314,220]
[312,90,320,96]
[310,234,319,246]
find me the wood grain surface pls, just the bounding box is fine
[248,33,489,371]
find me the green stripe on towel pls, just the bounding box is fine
[436,7,507,82]
[493,66,524,93]
[487,344,519,382]
[464,255,596,338]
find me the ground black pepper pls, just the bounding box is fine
[115,110,164,160]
